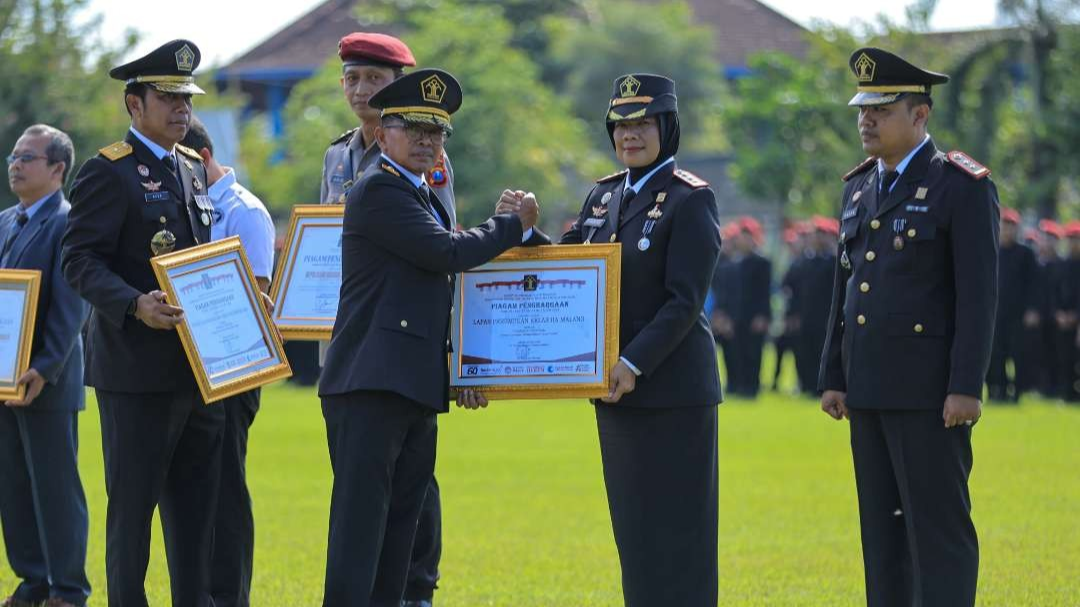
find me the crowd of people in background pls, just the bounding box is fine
[705,209,1080,405]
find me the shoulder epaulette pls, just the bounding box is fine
[674,169,708,188]
[331,127,359,145]
[175,144,202,161]
[945,150,991,180]
[842,156,876,182]
[99,141,132,162]
[596,169,628,184]
[380,162,401,178]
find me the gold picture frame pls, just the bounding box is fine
[450,243,621,400]
[269,204,344,340]
[0,269,42,401]
[151,236,292,403]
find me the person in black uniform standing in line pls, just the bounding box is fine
[1053,222,1080,402]
[1034,220,1065,396]
[61,40,225,607]
[774,225,805,392]
[731,217,771,398]
[318,69,537,607]
[793,217,838,397]
[503,73,722,607]
[987,208,1038,402]
[819,48,998,607]
[712,223,739,388]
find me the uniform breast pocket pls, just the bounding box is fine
[141,201,180,224]
[905,219,941,271]
[886,218,937,275]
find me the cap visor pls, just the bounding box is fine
[848,91,903,107]
[148,82,207,95]
[607,103,648,122]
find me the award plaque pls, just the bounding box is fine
[151,236,292,403]
[269,204,344,340]
[0,269,41,401]
[450,244,621,400]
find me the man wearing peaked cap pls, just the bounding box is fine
[819,47,1000,607]
[318,67,538,607]
[319,35,456,607]
[60,39,226,607]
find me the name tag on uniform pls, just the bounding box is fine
[583,217,606,228]
[841,207,858,220]
[905,205,929,213]
[144,192,170,203]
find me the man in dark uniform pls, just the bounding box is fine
[819,47,998,607]
[793,217,837,396]
[711,222,739,386]
[987,208,1039,402]
[318,69,537,607]
[1053,222,1080,402]
[774,225,805,392]
[319,33,453,607]
[61,40,225,607]
[730,217,771,398]
[1034,220,1064,396]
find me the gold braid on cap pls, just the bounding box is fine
[125,75,197,85]
[610,96,654,107]
[380,106,451,122]
[856,84,930,93]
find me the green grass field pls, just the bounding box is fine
[2,370,1078,605]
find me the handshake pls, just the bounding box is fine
[495,189,540,231]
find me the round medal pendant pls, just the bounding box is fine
[637,237,651,251]
[893,235,905,251]
[201,212,211,226]
[151,229,176,256]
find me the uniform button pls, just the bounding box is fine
[857,314,867,325]
[907,228,917,238]
[914,323,924,333]
[870,219,881,230]
[860,282,870,293]
[400,320,408,328]
[865,251,876,262]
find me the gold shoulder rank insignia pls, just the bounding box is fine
[175,144,202,161]
[99,141,132,161]
[945,150,991,180]
[674,169,708,188]
[596,169,628,184]
[381,162,401,177]
[331,127,359,145]
[842,156,876,182]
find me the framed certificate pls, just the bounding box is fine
[269,204,344,340]
[151,236,292,403]
[0,269,42,401]
[450,244,621,400]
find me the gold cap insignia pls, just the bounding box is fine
[175,44,196,72]
[854,53,875,82]
[619,75,641,98]
[421,75,446,103]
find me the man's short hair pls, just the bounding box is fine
[180,116,213,156]
[905,93,933,111]
[123,82,150,117]
[22,124,75,183]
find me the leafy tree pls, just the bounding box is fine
[543,0,729,154]
[0,0,135,207]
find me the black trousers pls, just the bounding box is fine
[733,326,765,397]
[0,408,90,606]
[96,388,225,607]
[321,390,437,607]
[403,477,442,601]
[986,319,1022,402]
[1055,328,1080,402]
[595,404,718,607]
[848,408,978,607]
[210,388,261,607]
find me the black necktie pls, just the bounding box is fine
[420,185,442,226]
[162,154,178,178]
[880,170,899,195]
[621,188,637,211]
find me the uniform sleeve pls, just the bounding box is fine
[947,177,1000,398]
[620,188,721,375]
[61,157,142,328]
[351,176,523,273]
[320,146,332,204]
[30,214,88,383]
[229,191,276,280]
[817,242,849,393]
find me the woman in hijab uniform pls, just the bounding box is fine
[502,73,723,606]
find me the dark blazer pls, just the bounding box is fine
[732,252,772,324]
[530,162,723,408]
[0,191,87,410]
[62,131,213,393]
[818,139,1000,409]
[319,160,523,411]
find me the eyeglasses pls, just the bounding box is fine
[6,153,49,165]
[384,124,450,144]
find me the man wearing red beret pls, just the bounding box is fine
[729,217,772,397]
[987,208,1039,402]
[319,32,451,607]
